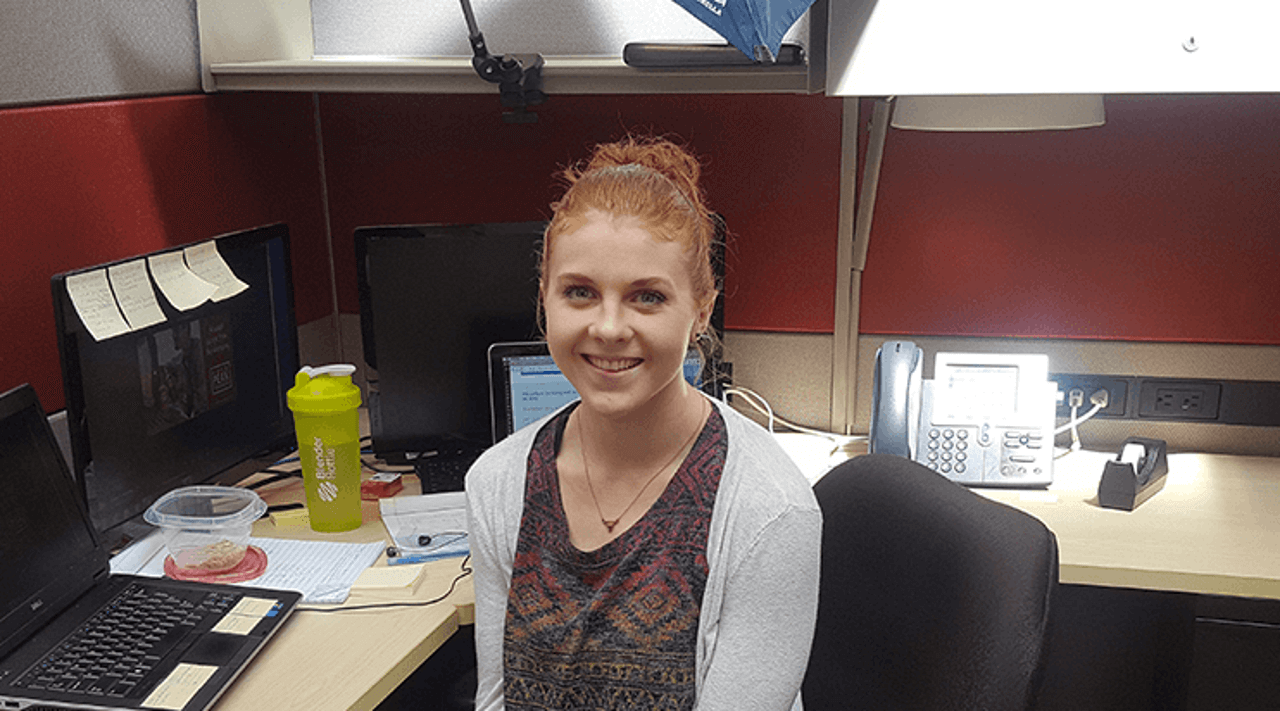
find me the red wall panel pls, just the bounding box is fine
[858,95,1280,344]
[0,93,327,411]
[317,93,845,334]
[8,89,1274,419]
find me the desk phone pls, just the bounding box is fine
[871,342,1057,487]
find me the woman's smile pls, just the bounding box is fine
[583,354,644,373]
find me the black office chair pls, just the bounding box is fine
[802,454,1059,711]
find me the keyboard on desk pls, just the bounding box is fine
[13,582,239,698]
[414,454,474,493]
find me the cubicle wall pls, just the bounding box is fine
[0,93,330,411]
[859,95,1280,346]
[0,0,199,108]
[3,0,1278,460]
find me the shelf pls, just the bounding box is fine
[207,56,817,95]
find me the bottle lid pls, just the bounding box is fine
[287,364,362,414]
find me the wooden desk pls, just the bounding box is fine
[212,471,475,711]
[974,450,1280,601]
[782,434,1280,601]
[980,451,1280,710]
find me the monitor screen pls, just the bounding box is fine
[356,222,546,461]
[489,341,707,442]
[52,224,298,550]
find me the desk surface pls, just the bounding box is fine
[779,434,1280,602]
[217,437,1280,710]
[213,472,474,711]
[978,449,1280,601]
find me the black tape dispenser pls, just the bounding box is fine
[1098,437,1169,511]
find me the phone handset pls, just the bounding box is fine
[869,341,923,458]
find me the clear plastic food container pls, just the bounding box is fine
[143,486,266,573]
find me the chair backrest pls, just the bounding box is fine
[802,454,1058,711]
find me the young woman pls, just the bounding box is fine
[466,135,822,710]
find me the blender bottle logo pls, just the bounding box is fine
[313,436,339,502]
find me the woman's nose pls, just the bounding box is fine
[588,300,630,342]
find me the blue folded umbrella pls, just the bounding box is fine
[669,0,817,60]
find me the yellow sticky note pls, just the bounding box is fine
[141,663,217,710]
[270,507,310,527]
[211,596,276,635]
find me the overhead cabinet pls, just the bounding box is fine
[827,0,1280,96]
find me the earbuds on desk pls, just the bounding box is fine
[385,535,439,559]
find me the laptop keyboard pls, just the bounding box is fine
[13,582,239,698]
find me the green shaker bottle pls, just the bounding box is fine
[287,364,362,532]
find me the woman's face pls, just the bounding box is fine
[542,209,709,421]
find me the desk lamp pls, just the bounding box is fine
[889,94,1105,132]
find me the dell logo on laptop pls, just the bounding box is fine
[29,599,43,612]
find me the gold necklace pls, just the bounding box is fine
[579,398,708,533]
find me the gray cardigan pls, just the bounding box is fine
[465,398,822,710]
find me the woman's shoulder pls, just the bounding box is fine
[713,401,819,512]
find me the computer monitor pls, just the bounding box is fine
[51,223,299,551]
[355,222,546,462]
[355,218,728,465]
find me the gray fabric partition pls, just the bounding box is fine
[1,0,200,108]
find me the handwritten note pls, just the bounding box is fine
[184,240,248,302]
[107,259,166,330]
[64,269,131,341]
[244,538,385,603]
[148,251,218,311]
[141,663,217,710]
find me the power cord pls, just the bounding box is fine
[723,386,865,451]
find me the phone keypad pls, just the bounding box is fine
[922,426,1048,482]
[924,428,969,474]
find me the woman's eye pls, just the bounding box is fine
[563,285,593,300]
[636,290,667,306]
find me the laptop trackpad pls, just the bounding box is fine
[183,634,247,666]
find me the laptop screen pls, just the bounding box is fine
[0,384,105,660]
[488,342,706,443]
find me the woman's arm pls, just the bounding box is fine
[466,471,513,711]
[697,505,823,710]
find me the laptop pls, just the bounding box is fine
[487,341,714,443]
[0,383,301,711]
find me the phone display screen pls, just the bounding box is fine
[941,364,1019,417]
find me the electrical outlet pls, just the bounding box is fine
[1138,379,1222,420]
[1049,374,1131,418]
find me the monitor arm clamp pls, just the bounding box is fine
[459,0,546,121]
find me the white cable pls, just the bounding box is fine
[724,386,776,432]
[1052,399,1103,458]
[723,386,865,448]
[1053,402,1103,436]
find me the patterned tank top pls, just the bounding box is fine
[503,404,727,710]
